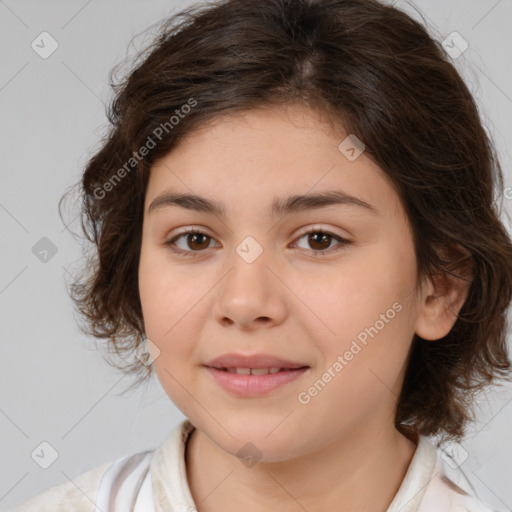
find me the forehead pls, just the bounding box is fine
[145,104,402,222]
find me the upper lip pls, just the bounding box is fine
[204,353,309,370]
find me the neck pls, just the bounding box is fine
[185,421,417,512]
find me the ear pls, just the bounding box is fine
[414,245,474,341]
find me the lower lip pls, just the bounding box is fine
[204,366,309,397]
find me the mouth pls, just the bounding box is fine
[212,366,309,375]
[204,352,309,371]
[202,352,310,397]
[204,365,310,397]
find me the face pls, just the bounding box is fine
[138,103,426,462]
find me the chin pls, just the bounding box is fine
[209,422,305,463]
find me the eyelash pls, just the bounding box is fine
[164,227,352,258]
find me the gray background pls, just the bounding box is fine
[1,0,511,510]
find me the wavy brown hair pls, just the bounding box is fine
[60,0,512,443]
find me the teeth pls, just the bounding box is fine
[224,367,284,375]
[251,367,280,375]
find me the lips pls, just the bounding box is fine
[204,352,309,371]
[203,353,310,397]
[205,366,310,397]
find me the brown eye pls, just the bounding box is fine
[184,232,211,250]
[165,227,351,258]
[306,232,334,251]
[165,229,217,256]
[293,229,351,256]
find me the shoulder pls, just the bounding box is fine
[438,467,500,512]
[451,492,500,512]
[418,438,501,512]
[12,460,112,512]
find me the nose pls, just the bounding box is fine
[212,245,288,331]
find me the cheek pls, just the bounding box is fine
[139,245,196,334]
[296,242,416,380]
[296,258,412,341]
[138,246,210,368]
[138,250,201,413]
[298,292,413,436]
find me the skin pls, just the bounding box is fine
[138,103,470,512]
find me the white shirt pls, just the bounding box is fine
[12,419,498,511]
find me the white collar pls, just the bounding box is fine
[150,418,197,511]
[387,434,438,511]
[149,420,492,512]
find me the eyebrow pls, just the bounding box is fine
[147,190,379,217]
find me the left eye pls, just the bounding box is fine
[292,229,350,254]
[165,228,351,257]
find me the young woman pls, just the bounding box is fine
[15,0,512,510]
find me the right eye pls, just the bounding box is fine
[165,229,218,257]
